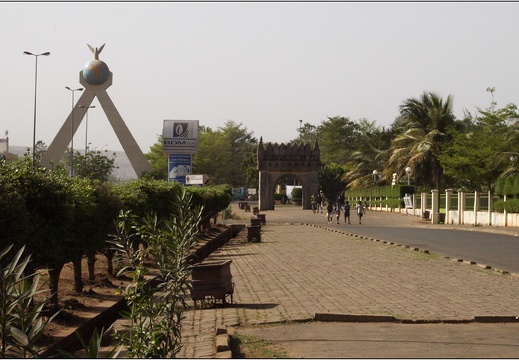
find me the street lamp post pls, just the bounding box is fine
[372,170,378,185]
[65,87,84,176]
[24,51,50,166]
[405,166,412,185]
[79,105,95,155]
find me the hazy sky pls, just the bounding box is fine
[2,2,519,153]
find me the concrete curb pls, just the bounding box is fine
[315,313,519,324]
[215,326,233,358]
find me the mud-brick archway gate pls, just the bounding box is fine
[258,138,321,211]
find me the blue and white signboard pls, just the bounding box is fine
[168,153,192,184]
[163,120,199,154]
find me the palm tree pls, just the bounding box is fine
[342,120,393,189]
[388,92,456,190]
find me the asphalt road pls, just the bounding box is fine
[340,226,519,273]
[246,204,519,275]
[324,211,519,274]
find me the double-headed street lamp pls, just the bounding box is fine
[79,105,95,155]
[65,87,84,176]
[24,51,50,166]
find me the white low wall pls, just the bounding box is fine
[375,206,519,228]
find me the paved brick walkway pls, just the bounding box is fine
[179,204,519,358]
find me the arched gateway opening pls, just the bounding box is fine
[258,138,321,211]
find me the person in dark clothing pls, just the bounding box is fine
[344,201,351,224]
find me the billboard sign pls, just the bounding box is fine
[163,120,199,153]
[185,174,208,185]
[168,153,192,184]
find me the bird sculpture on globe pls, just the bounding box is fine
[82,44,110,85]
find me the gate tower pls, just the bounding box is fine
[258,138,321,211]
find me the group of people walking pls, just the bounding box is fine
[311,192,365,225]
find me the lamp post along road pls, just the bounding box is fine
[372,170,378,185]
[24,51,50,166]
[405,166,412,185]
[79,105,95,155]
[65,87,84,176]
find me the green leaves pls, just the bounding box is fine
[0,245,57,358]
[109,186,202,358]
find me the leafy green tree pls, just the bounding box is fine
[146,121,258,188]
[319,163,348,202]
[292,122,318,145]
[0,157,75,305]
[192,126,232,185]
[492,103,519,178]
[388,91,457,191]
[197,121,257,187]
[504,176,515,197]
[33,140,47,165]
[74,148,116,181]
[440,97,519,192]
[315,116,360,165]
[494,176,506,196]
[145,135,168,179]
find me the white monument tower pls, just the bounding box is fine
[41,44,152,177]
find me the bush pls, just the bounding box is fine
[494,199,519,213]
[0,157,232,305]
[291,187,302,201]
[110,187,203,358]
[0,245,58,357]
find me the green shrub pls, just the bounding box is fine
[110,187,202,358]
[291,187,302,201]
[0,245,59,357]
[494,199,519,213]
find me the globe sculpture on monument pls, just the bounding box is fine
[83,44,110,85]
[40,43,152,178]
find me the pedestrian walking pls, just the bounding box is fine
[317,192,323,214]
[334,201,341,224]
[326,202,334,224]
[311,193,317,213]
[344,201,351,224]
[356,201,365,224]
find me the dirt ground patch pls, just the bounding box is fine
[35,253,130,353]
[34,225,229,355]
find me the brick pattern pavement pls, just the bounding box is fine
[179,205,519,357]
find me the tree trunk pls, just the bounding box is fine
[87,252,96,281]
[104,250,114,275]
[47,262,65,306]
[72,257,84,293]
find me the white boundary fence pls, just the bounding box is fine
[366,190,519,227]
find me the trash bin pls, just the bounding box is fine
[247,225,261,242]
[437,213,445,223]
[191,260,234,307]
[257,214,266,224]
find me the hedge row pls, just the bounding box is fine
[495,175,519,197]
[0,159,232,303]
